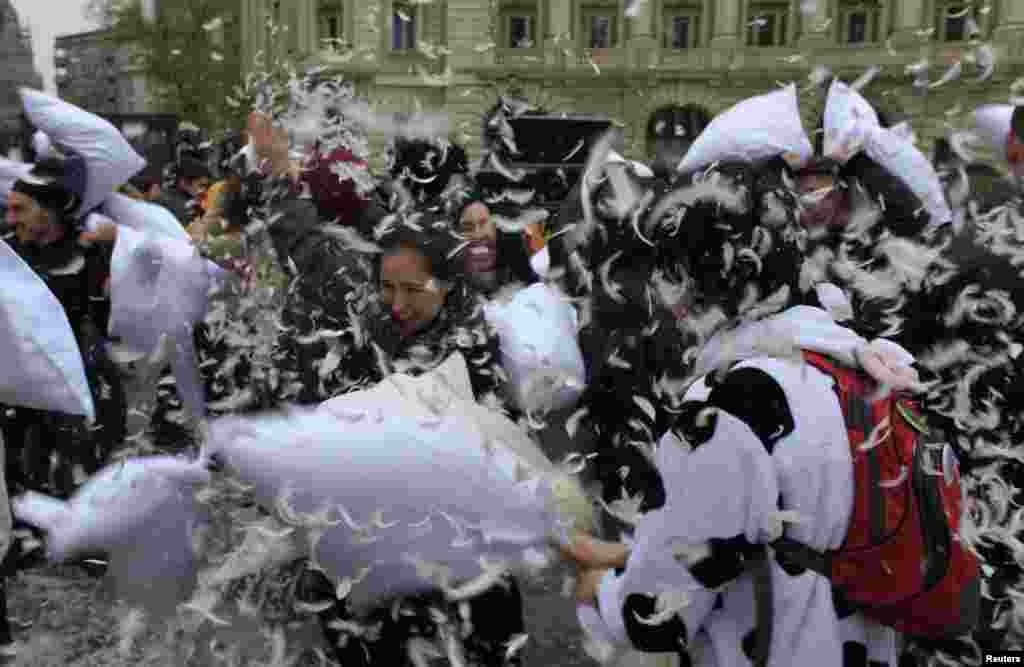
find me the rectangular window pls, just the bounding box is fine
[508,14,535,48]
[838,1,880,44]
[664,4,702,50]
[392,3,417,50]
[747,5,788,47]
[935,3,982,42]
[590,14,612,48]
[318,0,346,49]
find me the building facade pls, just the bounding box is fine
[55,29,151,115]
[240,0,1024,166]
[0,0,44,155]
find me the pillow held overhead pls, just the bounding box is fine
[19,88,146,217]
[677,84,813,174]
[0,240,95,420]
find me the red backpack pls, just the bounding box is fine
[748,351,982,665]
[761,351,981,636]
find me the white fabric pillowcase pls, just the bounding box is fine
[20,88,146,216]
[971,104,1013,157]
[823,79,952,224]
[484,284,587,415]
[0,239,95,420]
[677,84,814,174]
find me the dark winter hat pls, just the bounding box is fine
[12,153,88,223]
[177,156,212,182]
[387,137,469,201]
[646,104,712,145]
[301,146,368,224]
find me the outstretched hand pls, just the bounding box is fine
[559,530,631,571]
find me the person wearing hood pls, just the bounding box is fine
[1,153,126,499]
[554,145,935,666]
[158,155,213,226]
[645,104,712,183]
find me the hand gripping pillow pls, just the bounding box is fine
[12,456,210,616]
[105,193,191,243]
[484,284,587,415]
[319,352,595,532]
[822,79,880,160]
[108,225,212,420]
[203,404,582,609]
[20,88,146,216]
[677,84,813,174]
[822,80,952,224]
[0,239,94,420]
[971,104,1013,158]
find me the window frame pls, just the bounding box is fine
[746,2,790,47]
[317,0,350,52]
[933,1,988,43]
[837,1,882,45]
[499,0,542,49]
[389,0,420,52]
[575,1,622,50]
[663,3,703,49]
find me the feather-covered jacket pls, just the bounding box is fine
[580,307,905,667]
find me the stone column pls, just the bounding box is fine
[542,0,573,66]
[627,0,658,69]
[797,0,832,49]
[711,0,742,47]
[995,0,1024,61]
[445,0,494,68]
[293,0,314,57]
[889,0,925,49]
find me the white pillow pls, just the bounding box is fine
[12,455,210,615]
[0,239,94,420]
[484,284,586,415]
[20,88,146,216]
[970,104,1013,158]
[204,406,568,609]
[822,79,880,160]
[863,125,952,224]
[108,225,211,420]
[104,192,191,242]
[677,84,813,174]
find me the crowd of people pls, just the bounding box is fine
[0,74,1022,667]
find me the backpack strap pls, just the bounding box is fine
[749,545,774,667]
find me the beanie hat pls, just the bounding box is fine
[12,153,88,226]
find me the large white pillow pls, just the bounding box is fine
[108,225,212,420]
[12,455,210,615]
[863,125,952,224]
[677,84,813,174]
[0,239,94,420]
[20,88,146,216]
[822,79,880,160]
[203,405,570,609]
[970,104,1013,158]
[484,284,586,415]
[104,192,191,242]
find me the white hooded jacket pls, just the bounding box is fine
[580,305,908,667]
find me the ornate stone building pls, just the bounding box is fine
[55,29,151,115]
[0,0,44,153]
[240,0,1024,166]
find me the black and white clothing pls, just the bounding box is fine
[580,307,907,667]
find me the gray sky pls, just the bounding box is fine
[11,0,99,93]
